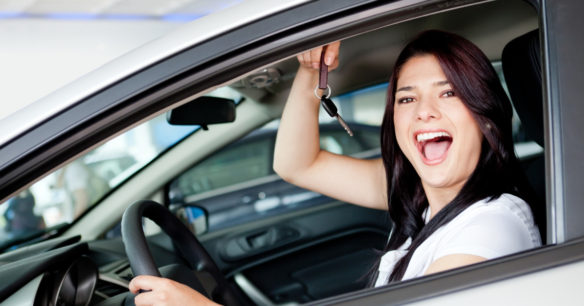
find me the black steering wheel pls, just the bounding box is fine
[121,200,240,305]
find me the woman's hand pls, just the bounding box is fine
[296,41,341,71]
[129,275,220,306]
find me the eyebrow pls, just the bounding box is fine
[433,80,450,86]
[395,80,450,93]
[396,85,414,93]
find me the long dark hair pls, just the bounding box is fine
[377,30,537,283]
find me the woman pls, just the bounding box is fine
[276,30,541,284]
[129,30,541,303]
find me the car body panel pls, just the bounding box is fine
[410,260,584,306]
[315,237,584,305]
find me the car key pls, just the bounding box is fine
[321,95,354,136]
[316,46,354,136]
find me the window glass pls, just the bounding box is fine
[174,137,273,196]
[171,86,383,232]
[0,114,196,250]
[0,87,242,251]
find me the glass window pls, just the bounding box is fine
[0,112,196,251]
[0,86,243,249]
[170,86,383,232]
[174,136,274,197]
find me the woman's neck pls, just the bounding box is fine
[422,181,466,219]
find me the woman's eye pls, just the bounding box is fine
[441,90,456,97]
[398,97,415,104]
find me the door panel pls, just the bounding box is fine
[199,203,389,303]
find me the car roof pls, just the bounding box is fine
[0,0,308,147]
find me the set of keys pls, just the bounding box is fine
[315,47,354,137]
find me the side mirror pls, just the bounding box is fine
[166,96,236,130]
[174,206,208,235]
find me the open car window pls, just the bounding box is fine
[169,87,384,232]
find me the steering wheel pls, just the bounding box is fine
[121,200,240,305]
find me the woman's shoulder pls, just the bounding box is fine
[438,193,542,257]
[464,193,535,226]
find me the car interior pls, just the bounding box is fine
[0,0,546,305]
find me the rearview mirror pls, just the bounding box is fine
[167,96,236,130]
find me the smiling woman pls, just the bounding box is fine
[377,30,541,283]
[274,29,541,286]
[393,55,483,199]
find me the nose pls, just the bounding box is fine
[415,98,440,121]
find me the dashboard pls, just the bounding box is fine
[0,235,185,305]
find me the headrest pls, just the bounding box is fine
[502,30,543,147]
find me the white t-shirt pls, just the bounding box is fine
[374,193,541,287]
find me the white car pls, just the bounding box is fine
[1,0,583,305]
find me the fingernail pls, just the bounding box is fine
[325,55,334,66]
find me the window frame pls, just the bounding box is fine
[541,0,584,242]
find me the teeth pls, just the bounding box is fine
[416,131,450,142]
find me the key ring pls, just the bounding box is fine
[314,84,331,100]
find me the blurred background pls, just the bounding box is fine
[0,0,242,118]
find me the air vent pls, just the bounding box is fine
[92,280,127,302]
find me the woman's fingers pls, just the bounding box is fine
[309,46,324,69]
[297,41,341,70]
[128,275,160,294]
[299,47,318,68]
[129,276,218,306]
[325,41,341,68]
[301,51,311,67]
[134,290,158,306]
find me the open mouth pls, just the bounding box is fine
[415,131,453,164]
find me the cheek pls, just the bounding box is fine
[393,112,411,154]
[447,102,482,161]
[459,115,483,163]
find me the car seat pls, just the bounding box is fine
[502,29,546,242]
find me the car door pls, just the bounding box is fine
[168,119,386,303]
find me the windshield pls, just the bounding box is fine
[0,87,241,252]
[0,113,197,252]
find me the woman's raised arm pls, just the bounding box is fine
[273,42,387,210]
